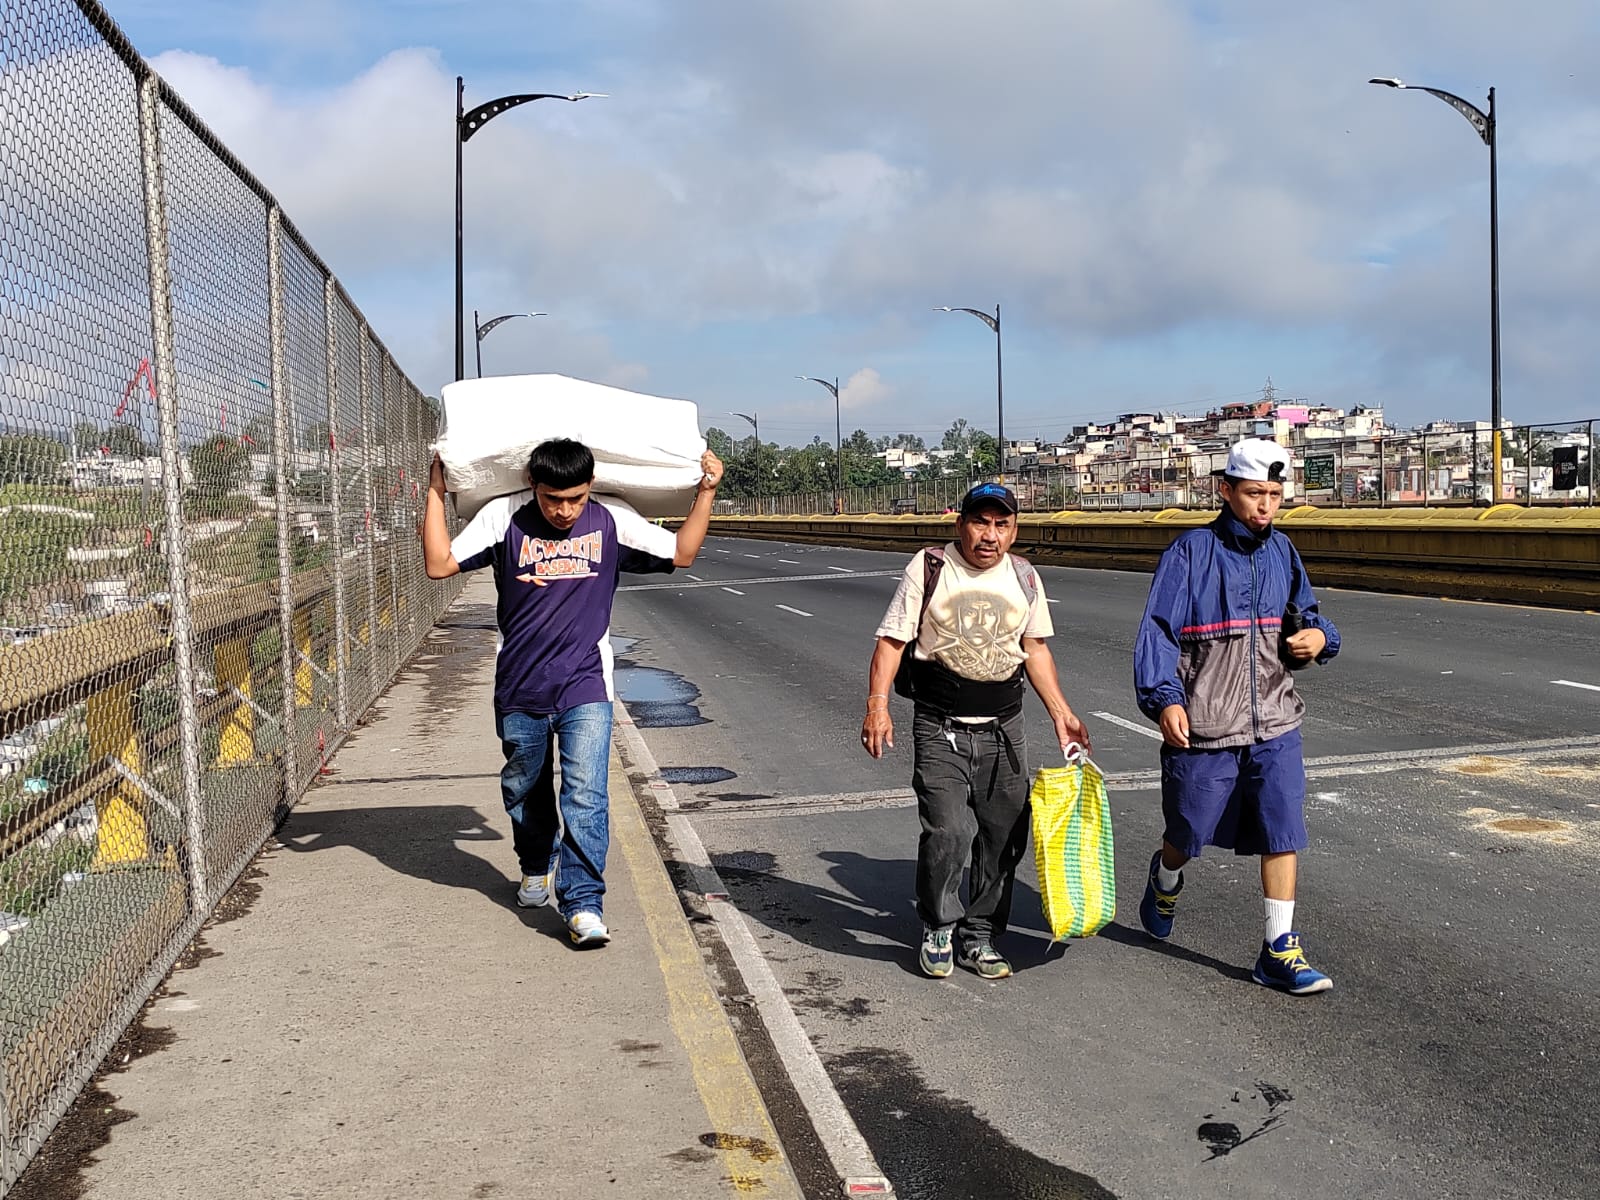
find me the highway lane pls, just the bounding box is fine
[613,533,1600,1200]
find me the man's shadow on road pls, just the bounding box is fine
[714,847,1253,983]
[274,802,570,944]
[711,849,1069,975]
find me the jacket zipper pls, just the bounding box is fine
[1249,545,1260,740]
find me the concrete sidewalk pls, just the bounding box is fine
[60,578,803,1200]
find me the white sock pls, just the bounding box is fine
[1156,860,1182,891]
[1264,898,1295,944]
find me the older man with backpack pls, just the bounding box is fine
[861,482,1091,980]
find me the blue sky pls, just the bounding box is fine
[109,0,1600,444]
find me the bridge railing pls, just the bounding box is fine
[0,3,455,1191]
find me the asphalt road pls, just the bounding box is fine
[612,533,1600,1200]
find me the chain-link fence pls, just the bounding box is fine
[715,419,1598,516]
[0,3,459,1190]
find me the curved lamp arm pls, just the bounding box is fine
[461,92,608,142]
[1369,78,1490,146]
[476,312,546,341]
[796,375,839,400]
[935,305,999,334]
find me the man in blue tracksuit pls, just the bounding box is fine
[1133,438,1341,995]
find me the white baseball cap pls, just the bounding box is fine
[1219,438,1291,483]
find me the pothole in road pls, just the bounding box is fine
[1488,817,1568,834]
[1461,806,1579,846]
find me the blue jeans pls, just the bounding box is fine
[496,703,613,919]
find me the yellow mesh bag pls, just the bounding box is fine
[1030,746,1116,939]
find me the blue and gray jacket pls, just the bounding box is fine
[1134,509,1340,749]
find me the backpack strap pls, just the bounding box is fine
[914,547,946,635]
[1008,553,1039,609]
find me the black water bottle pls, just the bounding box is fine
[1280,602,1312,671]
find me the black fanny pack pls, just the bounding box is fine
[900,655,1025,719]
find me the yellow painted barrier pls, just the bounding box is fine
[292,607,314,709]
[703,507,1600,610]
[86,679,149,866]
[213,635,257,766]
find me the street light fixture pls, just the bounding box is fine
[796,376,842,513]
[936,303,1005,481]
[455,77,605,381]
[473,310,547,378]
[1369,76,1502,501]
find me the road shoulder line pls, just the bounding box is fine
[609,745,804,1199]
[614,711,896,1198]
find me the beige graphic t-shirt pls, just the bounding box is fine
[876,545,1053,683]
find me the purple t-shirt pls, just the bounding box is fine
[451,493,676,714]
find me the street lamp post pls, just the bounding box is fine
[796,375,842,513]
[455,77,604,382]
[936,303,1004,481]
[474,310,547,377]
[1370,77,1502,501]
[730,411,759,513]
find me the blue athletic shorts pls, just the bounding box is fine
[1160,728,1307,857]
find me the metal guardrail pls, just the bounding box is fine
[0,3,457,1191]
[705,508,1600,610]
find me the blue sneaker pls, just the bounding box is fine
[918,924,954,978]
[1253,932,1332,995]
[1138,850,1182,940]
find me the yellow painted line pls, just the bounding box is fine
[1439,596,1598,614]
[610,749,802,1199]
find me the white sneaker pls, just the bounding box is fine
[516,871,552,908]
[567,911,610,947]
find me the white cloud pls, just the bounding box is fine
[839,367,891,410]
[129,0,1600,425]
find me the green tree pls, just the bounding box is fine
[0,434,67,486]
[878,432,926,453]
[188,434,251,498]
[704,426,735,461]
[103,423,151,458]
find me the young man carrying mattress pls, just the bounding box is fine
[423,438,723,946]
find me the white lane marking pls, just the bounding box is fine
[681,735,1600,818]
[743,554,762,558]
[825,565,853,573]
[1091,711,1163,740]
[778,558,801,565]
[775,604,813,618]
[715,548,730,554]
[685,574,703,581]
[1553,679,1600,693]
[611,714,894,1193]
[1047,598,1061,604]
[721,587,746,595]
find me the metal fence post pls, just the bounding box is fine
[358,327,381,697]
[1589,420,1596,507]
[136,73,208,906]
[266,207,299,804]
[323,279,350,732]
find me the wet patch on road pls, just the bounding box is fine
[613,650,708,729]
[783,969,878,1023]
[712,850,779,874]
[699,1131,780,1163]
[827,1045,1117,1198]
[661,766,738,786]
[1198,1081,1294,1163]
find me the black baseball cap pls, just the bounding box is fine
[959,482,1019,516]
